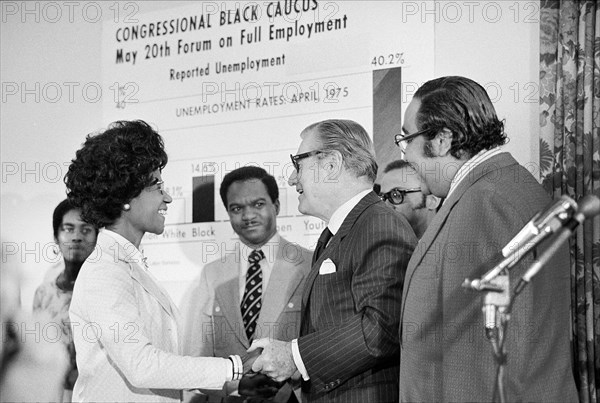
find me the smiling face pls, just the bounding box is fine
[56,209,97,264]
[226,179,279,248]
[122,170,172,241]
[287,129,331,220]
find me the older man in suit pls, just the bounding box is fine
[397,76,578,402]
[181,166,312,402]
[249,119,417,402]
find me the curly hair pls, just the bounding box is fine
[64,120,168,228]
[219,166,279,208]
[414,76,507,159]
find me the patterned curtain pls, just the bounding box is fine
[539,1,600,402]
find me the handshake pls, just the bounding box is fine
[239,347,286,399]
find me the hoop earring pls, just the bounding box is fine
[123,204,131,211]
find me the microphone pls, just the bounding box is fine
[514,195,600,295]
[500,195,577,257]
[464,195,578,291]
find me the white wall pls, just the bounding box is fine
[1,1,540,310]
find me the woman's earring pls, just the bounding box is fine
[52,244,59,256]
[123,204,131,211]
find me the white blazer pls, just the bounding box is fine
[70,231,230,402]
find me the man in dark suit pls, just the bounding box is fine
[397,76,578,401]
[248,119,417,402]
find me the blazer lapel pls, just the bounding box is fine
[127,258,179,322]
[98,232,179,322]
[400,152,518,312]
[259,238,307,328]
[212,253,249,347]
[301,192,381,311]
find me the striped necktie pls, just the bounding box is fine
[241,249,264,341]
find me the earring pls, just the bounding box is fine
[123,204,131,211]
[52,244,59,256]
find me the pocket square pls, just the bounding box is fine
[319,258,336,275]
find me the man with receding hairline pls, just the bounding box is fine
[249,119,417,402]
[378,159,441,238]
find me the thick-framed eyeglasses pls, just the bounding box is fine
[290,150,323,171]
[379,187,421,205]
[394,129,430,148]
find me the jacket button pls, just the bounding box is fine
[215,306,220,312]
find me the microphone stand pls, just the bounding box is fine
[476,274,509,403]
[463,195,599,402]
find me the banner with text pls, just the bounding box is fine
[102,1,434,303]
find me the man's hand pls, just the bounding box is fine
[247,339,297,382]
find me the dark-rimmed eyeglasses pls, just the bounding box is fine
[394,129,430,148]
[379,187,421,205]
[290,150,323,171]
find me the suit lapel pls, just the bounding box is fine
[259,238,306,327]
[400,153,518,312]
[301,192,381,311]
[99,232,179,322]
[212,253,249,347]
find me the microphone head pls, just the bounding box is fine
[534,195,577,228]
[577,195,600,220]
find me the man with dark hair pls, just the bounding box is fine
[379,160,441,238]
[249,119,417,402]
[181,166,312,402]
[397,76,578,401]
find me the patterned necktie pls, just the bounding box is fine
[312,227,333,264]
[241,249,265,341]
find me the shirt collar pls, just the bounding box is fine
[328,189,371,235]
[447,147,503,199]
[238,232,280,265]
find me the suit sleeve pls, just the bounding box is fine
[180,267,214,357]
[70,260,230,390]
[298,211,415,389]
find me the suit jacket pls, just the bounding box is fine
[69,231,232,403]
[399,152,578,402]
[180,236,312,402]
[298,192,417,403]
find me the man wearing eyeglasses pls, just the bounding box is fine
[379,160,441,239]
[397,76,577,402]
[248,119,417,402]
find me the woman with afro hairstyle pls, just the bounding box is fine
[65,120,245,402]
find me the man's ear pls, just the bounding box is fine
[432,128,453,157]
[425,195,442,211]
[274,199,280,215]
[324,151,344,179]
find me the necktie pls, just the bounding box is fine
[312,227,333,264]
[241,249,265,341]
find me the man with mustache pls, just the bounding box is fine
[181,166,312,402]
